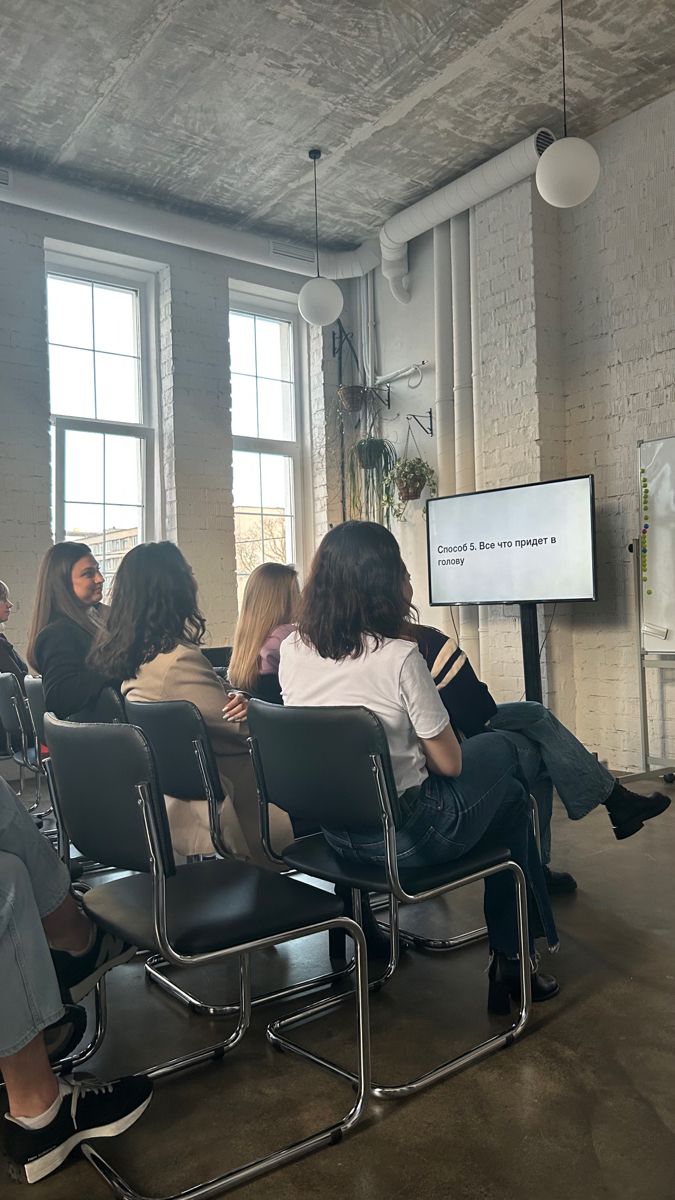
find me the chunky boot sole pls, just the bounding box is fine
[611,793,671,841]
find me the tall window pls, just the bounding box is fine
[46,268,155,592]
[229,304,303,603]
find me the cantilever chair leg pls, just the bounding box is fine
[81,921,371,1200]
[143,948,354,1018]
[372,794,540,953]
[268,861,531,1100]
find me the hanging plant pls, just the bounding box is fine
[347,436,397,526]
[383,421,436,521]
[337,384,370,413]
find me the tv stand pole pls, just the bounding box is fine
[519,602,543,703]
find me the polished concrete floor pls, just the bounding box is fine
[2,781,674,1200]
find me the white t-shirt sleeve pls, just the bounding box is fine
[398,647,450,740]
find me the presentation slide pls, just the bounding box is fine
[427,476,596,605]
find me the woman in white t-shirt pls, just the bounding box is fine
[279,521,559,1013]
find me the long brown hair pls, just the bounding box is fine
[27,542,105,671]
[228,563,300,692]
[297,521,409,660]
[89,541,206,680]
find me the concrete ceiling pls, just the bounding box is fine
[1,0,674,249]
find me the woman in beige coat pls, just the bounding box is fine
[89,542,291,865]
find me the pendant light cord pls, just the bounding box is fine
[312,155,321,277]
[560,0,568,137]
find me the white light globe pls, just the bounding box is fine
[298,275,344,326]
[535,137,600,208]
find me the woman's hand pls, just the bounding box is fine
[223,691,249,722]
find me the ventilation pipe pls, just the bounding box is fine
[450,211,480,671]
[0,165,379,280]
[432,222,455,637]
[0,130,552,291]
[380,129,554,301]
[469,207,490,680]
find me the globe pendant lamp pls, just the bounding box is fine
[298,148,344,327]
[536,0,600,208]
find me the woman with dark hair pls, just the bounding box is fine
[90,542,292,863]
[26,543,112,719]
[280,521,560,1012]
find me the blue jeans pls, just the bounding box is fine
[0,778,70,1057]
[324,731,558,958]
[488,703,615,865]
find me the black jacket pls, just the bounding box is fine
[411,624,497,737]
[33,617,111,720]
[0,634,28,690]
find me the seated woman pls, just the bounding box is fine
[228,562,299,703]
[90,541,292,864]
[0,580,29,687]
[279,521,560,1010]
[26,543,112,719]
[409,598,670,891]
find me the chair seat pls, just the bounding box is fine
[13,746,39,770]
[82,857,344,955]
[282,834,511,895]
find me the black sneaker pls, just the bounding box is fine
[4,1075,153,1184]
[44,1005,88,1064]
[51,928,137,1003]
[543,865,578,895]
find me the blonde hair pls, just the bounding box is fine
[228,563,300,692]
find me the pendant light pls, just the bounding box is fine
[298,148,344,327]
[536,0,600,208]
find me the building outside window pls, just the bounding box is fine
[229,300,304,604]
[46,262,156,593]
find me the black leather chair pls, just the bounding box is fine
[24,674,47,747]
[43,712,370,1199]
[125,697,351,1015]
[0,672,43,804]
[247,700,531,1100]
[202,645,233,672]
[77,685,128,723]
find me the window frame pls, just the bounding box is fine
[229,290,308,584]
[45,253,159,557]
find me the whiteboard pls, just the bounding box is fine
[639,436,675,654]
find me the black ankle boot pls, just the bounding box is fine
[330,889,404,962]
[487,951,560,1015]
[605,781,671,841]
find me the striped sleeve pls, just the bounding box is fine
[411,624,498,738]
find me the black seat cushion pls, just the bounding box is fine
[282,834,511,894]
[82,858,344,955]
[13,746,39,770]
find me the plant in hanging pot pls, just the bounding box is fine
[384,456,437,521]
[337,384,370,414]
[347,435,397,525]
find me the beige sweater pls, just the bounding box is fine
[122,642,292,865]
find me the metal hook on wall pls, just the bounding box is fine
[406,409,433,437]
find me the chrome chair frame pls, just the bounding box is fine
[44,714,371,1200]
[0,672,44,805]
[247,705,531,1101]
[124,699,354,1018]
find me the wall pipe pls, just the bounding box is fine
[380,128,554,301]
[432,222,455,637]
[451,211,480,671]
[469,206,490,681]
[0,129,553,295]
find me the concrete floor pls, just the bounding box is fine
[2,783,675,1200]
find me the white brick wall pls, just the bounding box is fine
[0,212,52,649]
[561,90,675,769]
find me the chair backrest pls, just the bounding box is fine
[24,675,46,745]
[247,700,398,833]
[0,672,32,740]
[44,713,175,876]
[202,646,233,671]
[124,698,224,804]
[79,686,128,724]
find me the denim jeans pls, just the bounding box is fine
[324,730,558,957]
[0,778,70,1057]
[488,702,615,864]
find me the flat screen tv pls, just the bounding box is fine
[426,475,597,606]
